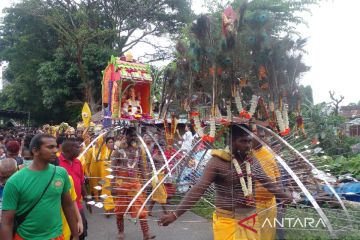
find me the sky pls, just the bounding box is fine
[1,0,359,105]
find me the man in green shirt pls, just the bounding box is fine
[0,134,79,240]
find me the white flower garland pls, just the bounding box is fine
[226,104,232,121]
[235,91,243,113]
[269,101,275,112]
[249,95,258,117]
[282,104,289,130]
[209,116,216,138]
[232,158,252,197]
[194,115,204,137]
[275,109,286,132]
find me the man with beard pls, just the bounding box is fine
[1,134,78,240]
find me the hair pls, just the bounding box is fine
[231,124,251,140]
[24,134,34,149]
[123,127,137,137]
[56,135,67,147]
[0,158,17,175]
[29,134,55,153]
[185,124,195,135]
[22,147,31,154]
[105,136,115,144]
[5,140,20,154]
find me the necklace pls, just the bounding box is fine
[232,154,253,199]
[127,149,139,169]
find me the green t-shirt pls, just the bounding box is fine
[2,164,71,239]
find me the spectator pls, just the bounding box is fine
[0,134,79,240]
[0,158,18,224]
[4,140,23,166]
[19,148,33,169]
[59,139,89,240]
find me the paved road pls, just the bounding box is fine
[86,207,213,240]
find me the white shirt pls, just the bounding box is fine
[181,131,194,152]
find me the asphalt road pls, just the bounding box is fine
[86,207,213,240]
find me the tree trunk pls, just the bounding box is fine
[76,44,97,112]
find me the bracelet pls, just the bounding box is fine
[171,211,178,219]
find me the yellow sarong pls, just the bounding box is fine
[61,176,77,240]
[253,147,281,240]
[256,198,277,240]
[151,172,167,204]
[213,209,260,240]
[87,137,114,211]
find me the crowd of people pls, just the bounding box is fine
[0,123,292,240]
[0,124,198,240]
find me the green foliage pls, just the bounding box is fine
[0,0,193,125]
[299,85,314,105]
[300,102,359,157]
[169,0,318,113]
[314,154,360,180]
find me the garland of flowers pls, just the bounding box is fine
[249,95,258,117]
[210,116,216,139]
[231,156,253,197]
[191,112,204,137]
[202,116,216,142]
[282,104,290,135]
[235,91,243,113]
[226,103,232,121]
[275,109,286,133]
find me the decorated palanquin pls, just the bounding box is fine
[102,54,153,121]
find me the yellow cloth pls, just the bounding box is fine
[253,147,280,240]
[211,149,231,161]
[87,137,114,211]
[253,147,280,202]
[213,211,260,240]
[81,102,92,128]
[151,172,167,204]
[79,145,90,177]
[256,198,277,240]
[61,176,77,240]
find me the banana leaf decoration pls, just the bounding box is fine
[82,102,92,128]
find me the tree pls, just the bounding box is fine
[167,0,318,115]
[329,90,344,116]
[299,85,314,105]
[0,0,193,124]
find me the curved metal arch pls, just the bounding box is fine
[239,125,336,238]
[259,125,352,227]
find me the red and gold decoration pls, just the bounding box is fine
[101,55,153,121]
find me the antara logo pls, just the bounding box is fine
[238,214,327,233]
[261,217,327,229]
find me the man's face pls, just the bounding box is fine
[144,135,152,144]
[35,138,58,162]
[70,143,81,159]
[106,139,115,150]
[22,150,32,160]
[154,133,159,141]
[233,135,252,154]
